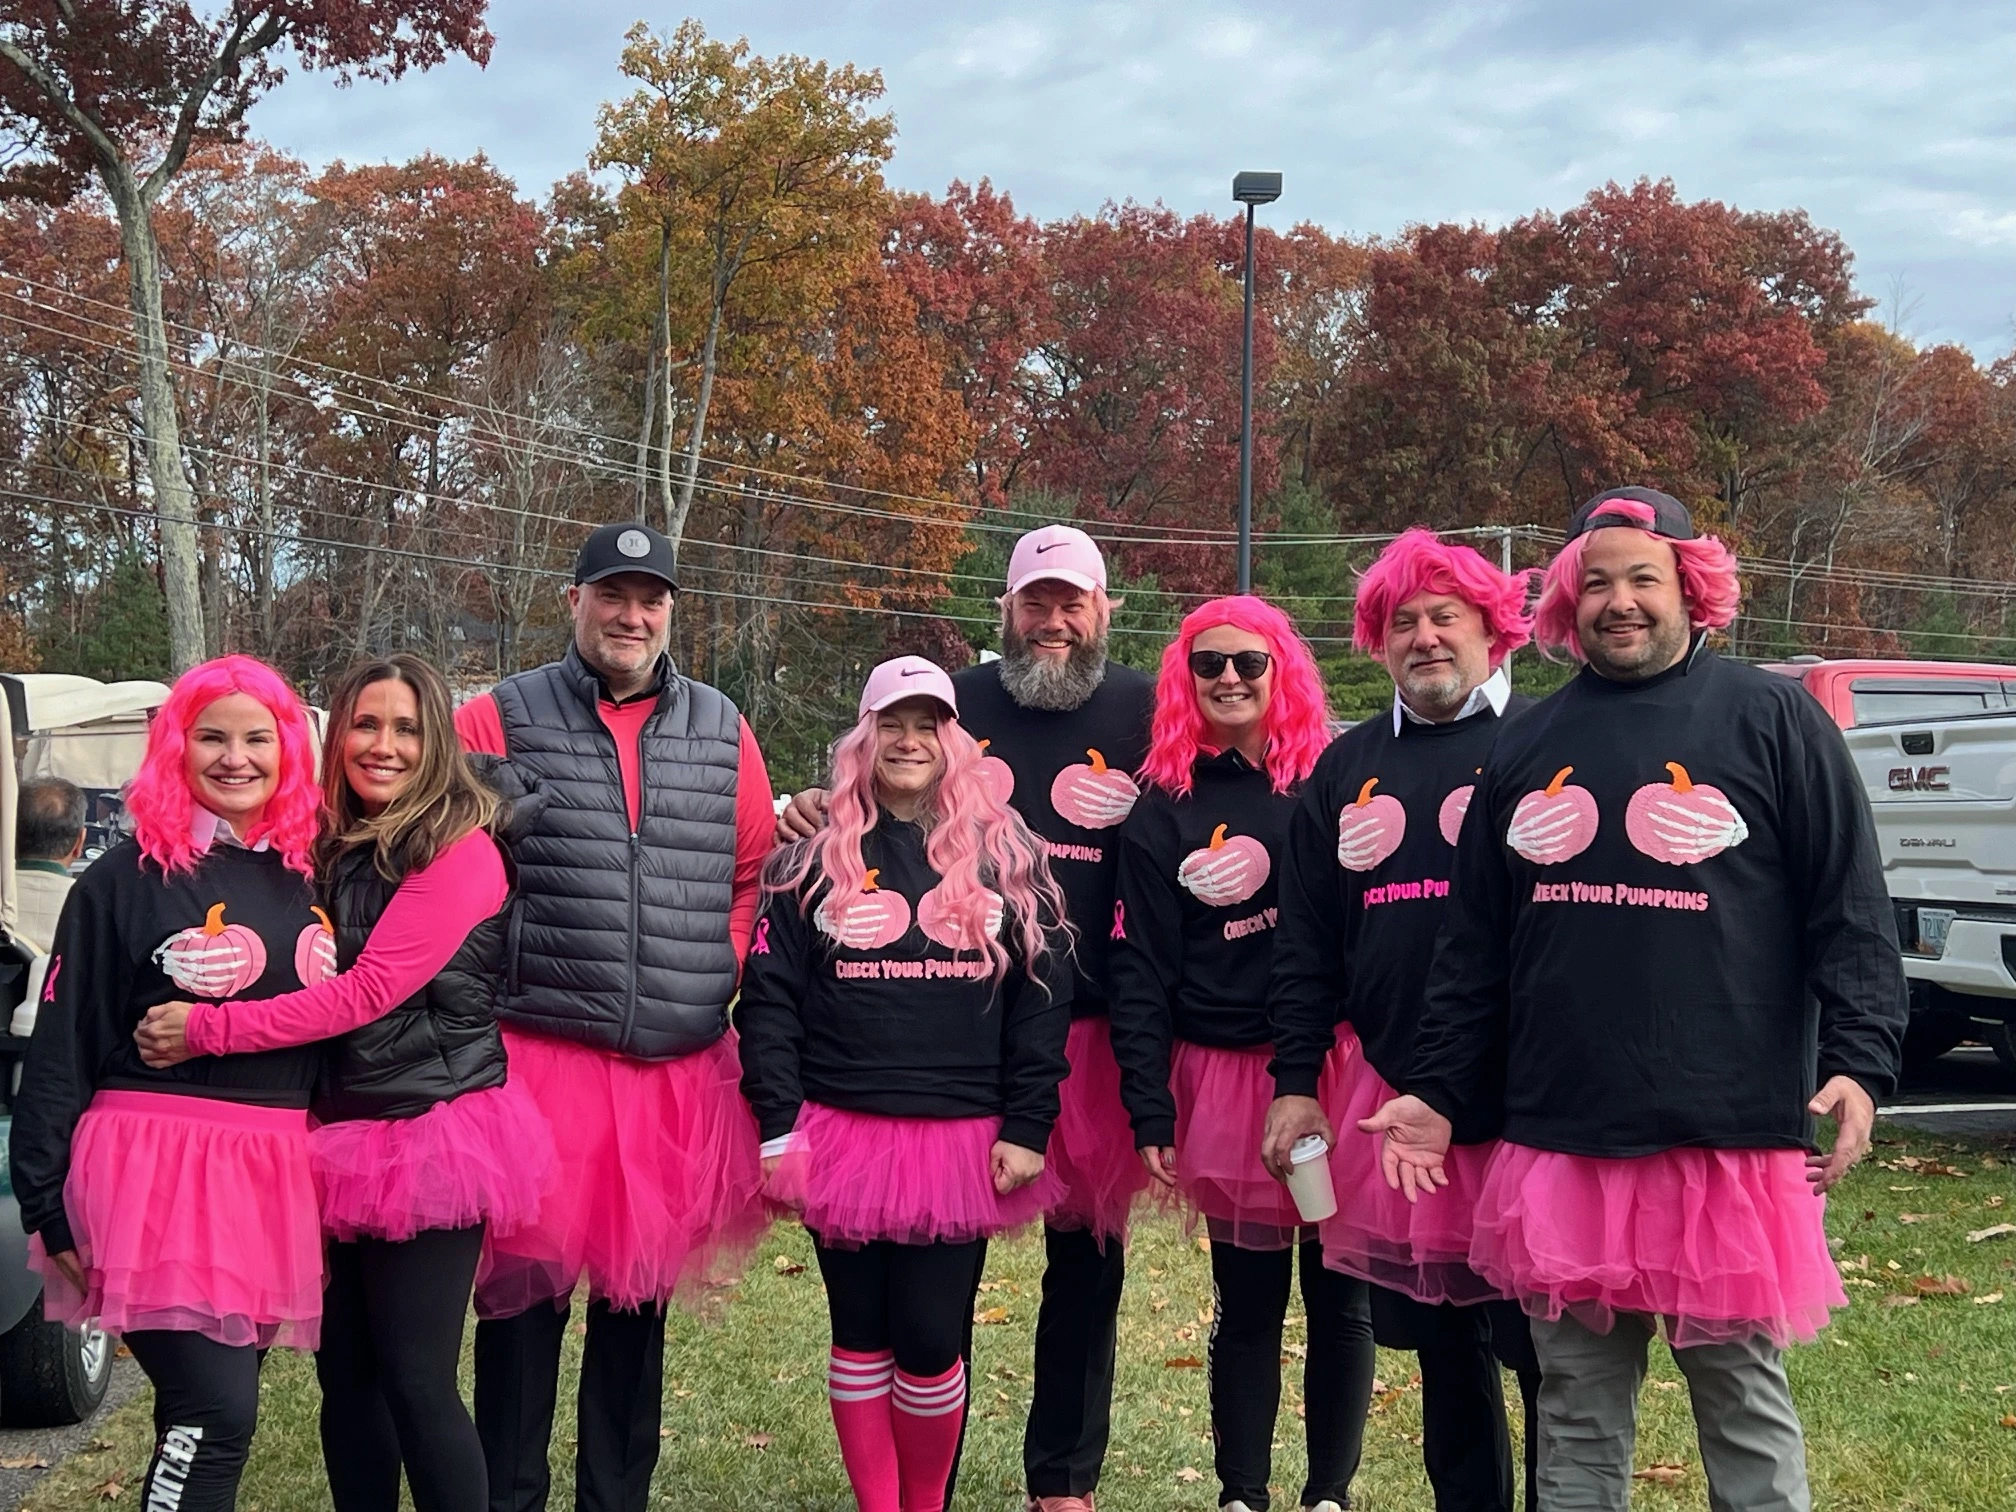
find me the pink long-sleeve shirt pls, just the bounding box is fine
[185,829,507,1056]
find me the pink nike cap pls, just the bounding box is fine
[1006,524,1107,597]
[858,655,959,718]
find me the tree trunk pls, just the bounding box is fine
[107,168,206,671]
[668,293,724,550]
[635,224,670,522]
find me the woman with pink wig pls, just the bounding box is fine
[11,655,332,1512]
[738,656,1073,1512]
[1108,596,1375,1512]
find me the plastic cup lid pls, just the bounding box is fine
[1288,1134,1330,1164]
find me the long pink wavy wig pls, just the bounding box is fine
[1352,528,1536,667]
[125,655,321,878]
[769,706,1071,985]
[1532,498,1742,661]
[1139,595,1332,798]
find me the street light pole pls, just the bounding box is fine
[1231,172,1281,594]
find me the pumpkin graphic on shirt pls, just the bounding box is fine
[294,906,338,986]
[814,870,913,949]
[1050,749,1139,830]
[1625,762,1750,865]
[1438,771,1481,847]
[1336,778,1406,871]
[974,740,1016,805]
[917,884,1006,951]
[1178,824,1271,907]
[153,902,269,998]
[1507,767,1599,865]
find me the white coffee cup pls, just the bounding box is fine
[1285,1134,1337,1223]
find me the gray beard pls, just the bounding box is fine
[998,621,1110,712]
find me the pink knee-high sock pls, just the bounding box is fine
[828,1348,899,1512]
[890,1360,966,1512]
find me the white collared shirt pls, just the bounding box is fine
[1392,664,1511,736]
[188,805,272,856]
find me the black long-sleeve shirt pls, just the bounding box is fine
[736,815,1073,1153]
[1268,697,1530,1142]
[10,841,328,1253]
[1407,646,1907,1157]
[1108,750,1296,1148]
[949,661,1155,1017]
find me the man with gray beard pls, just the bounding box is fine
[778,526,1153,1512]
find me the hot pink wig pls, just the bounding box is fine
[1352,528,1536,667]
[125,655,322,878]
[769,705,1071,986]
[1139,595,1332,798]
[1532,498,1742,661]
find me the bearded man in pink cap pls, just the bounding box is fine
[781,524,1153,1512]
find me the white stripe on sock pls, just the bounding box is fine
[828,1352,895,1401]
[892,1364,966,1417]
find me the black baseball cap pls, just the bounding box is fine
[1566,486,1696,542]
[574,521,679,591]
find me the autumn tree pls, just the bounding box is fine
[0,0,492,670]
[589,19,893,546]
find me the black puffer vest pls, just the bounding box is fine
[490,647,743,1060]
[313,837,513,1124]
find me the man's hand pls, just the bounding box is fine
[775,788,829,844]
[761,1154,783,1185]
[1261,1095,1335,1181]
[1140,1145,1178,1190]
[991,1141,1045,1195]
[1359,1094,1453,1204]
[135,1001,196,1067]
[1806,1075,1876,1193]
[44,1249,86,1293]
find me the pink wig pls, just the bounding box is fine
[1139,595,1332,798]
[1352,528,1536,668]
[769,708,1071,986]
[1532,498,1742,661]
[125,655,322,878]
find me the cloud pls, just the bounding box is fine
[253,0,2015,355]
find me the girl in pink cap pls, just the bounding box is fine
[739,655,1074,1512]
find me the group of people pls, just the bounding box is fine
[4,489,1905,1512]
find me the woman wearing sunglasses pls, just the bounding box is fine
[1108,597,1375,1512]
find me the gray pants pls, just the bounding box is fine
[1529,1312,1811,1512]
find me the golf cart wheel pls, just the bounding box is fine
[0,1292,112,1426]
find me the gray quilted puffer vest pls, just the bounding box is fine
[491,647,742,1059]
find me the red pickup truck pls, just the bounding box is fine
[1761,657,2016,729]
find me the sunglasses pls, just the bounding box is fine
[1188,649,1273,681]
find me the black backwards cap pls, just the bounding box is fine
[1566,486,1696,542]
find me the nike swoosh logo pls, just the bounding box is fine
[900,668,930,676]
[1035,541,1064,553]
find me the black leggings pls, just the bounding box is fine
[317,1224,487,1512]
[811,1234,985,1376]
[1208,1234,1376,1511]
[124,1330,263,1512]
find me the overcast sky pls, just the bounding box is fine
[257,0,2015,356]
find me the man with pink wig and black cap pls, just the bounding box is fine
[1262,528,1542,1512]
[1370,487,1906,1511]
[780,525,1154,1511]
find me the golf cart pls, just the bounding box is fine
[0,672,169,1425]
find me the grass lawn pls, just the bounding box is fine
[25,1123,2016,1511]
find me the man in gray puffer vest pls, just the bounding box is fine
[455,521,776,1512]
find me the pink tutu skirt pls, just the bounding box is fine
[314,1079,557,1244]
[1319,1057,1504,1306]
[1169,1032,1356,1251]
[1468,1142,1846,1349]
[30,1090,322,1350]
[766,1104,1064,1249]
[475,1031,767,1318]
[1044,1016,1150,1243]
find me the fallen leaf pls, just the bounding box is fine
[1651,1379,1683,1391]
[94,1481,124,1502]
[1968,1223,2016,1243]
[673,1389,694,1400]
[658,1427,671,1439]
[771,1255,805,1276]
[1912,1274,1971,1297]
[0,1456,49,1469]
[1883,1295,1921,1308]
[1176,1466,1204,1483]
[84,1440,113,1454]
[742,1432,772,1450]
[1889,1185,1923,1193]
[1988,1194,2007,1207]
[1886,1260,1904,1271]
[1898,1213,1934,1224]
[1164,1355,1204,1369]
[1195,1235,1211,1253]
[1976,1292,2006,1306]
[2002,1414,2016,1429]
[1844,1277,1879,1288]
[974,1306,1011,1326]
[1632,1463,1687,1484]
